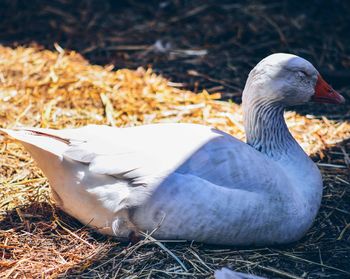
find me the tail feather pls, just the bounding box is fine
[0,127,71,157]
[17,128,72,144]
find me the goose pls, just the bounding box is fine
[0,53,344,246]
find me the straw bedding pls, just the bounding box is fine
[0,45,349,278]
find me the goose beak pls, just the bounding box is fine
[312,75,345,104]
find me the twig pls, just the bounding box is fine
[275,251,350,275]
[170,5,210,23]
[257,265,302,279]
[140,232,188,272]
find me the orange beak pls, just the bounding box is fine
[312,75,345,104]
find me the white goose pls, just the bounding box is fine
[0,53,344,245]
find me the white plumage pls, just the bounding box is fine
[0,53,344,245]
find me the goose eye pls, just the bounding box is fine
[297,71,307,78]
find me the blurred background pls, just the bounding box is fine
[1,0,349,103]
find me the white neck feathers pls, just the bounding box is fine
[243,98,298,159]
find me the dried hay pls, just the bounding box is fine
[0,45,349,278]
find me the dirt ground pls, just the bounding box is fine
[0,0,349,278]
[1,1,350,95]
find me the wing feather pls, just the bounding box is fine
[64,141,174,187]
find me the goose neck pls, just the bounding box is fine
[243,98,298,159]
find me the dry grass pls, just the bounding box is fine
[0,45,349,278]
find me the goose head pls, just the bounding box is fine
[242,53,345,107]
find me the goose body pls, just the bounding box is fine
[1,54,344,245]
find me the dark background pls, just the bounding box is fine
[1,0,349,106]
